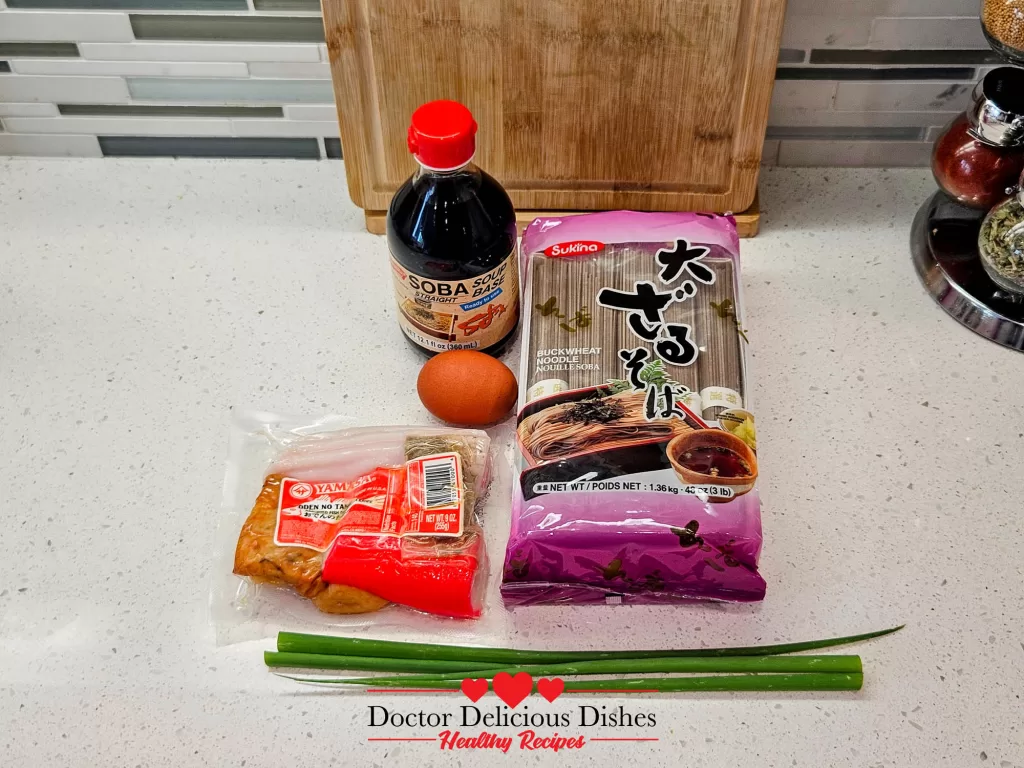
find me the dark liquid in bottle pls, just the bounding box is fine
[387,164,518,358]
[678,446,752,478]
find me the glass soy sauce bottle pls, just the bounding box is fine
[387,100,519,357]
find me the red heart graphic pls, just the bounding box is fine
[536,677,565,703]
[460,678,488,703]
[492,672,533,709]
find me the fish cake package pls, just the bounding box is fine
[501,211,766,606]
[213,412,511,644]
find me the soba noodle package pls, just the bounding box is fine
[501,211,766,606]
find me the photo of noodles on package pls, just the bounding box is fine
[502,211,766,606]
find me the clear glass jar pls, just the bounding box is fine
[931,68,1024,208]
[982,0,1024,64]
[932,114,1024,208]
[978,190,1024,293]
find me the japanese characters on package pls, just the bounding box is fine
[501,211,766,605]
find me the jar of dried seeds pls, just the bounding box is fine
[982,0,1024,64]
[978,181,1024,293]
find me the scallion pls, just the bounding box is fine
[277,672,864,693]
[276,626,902,663]
[264,653,862,677]
[263,652,505,673]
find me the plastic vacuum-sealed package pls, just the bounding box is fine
[212,410,511,644]
[502,211,766,606]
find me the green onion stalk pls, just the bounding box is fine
[264,652,863,677]
[277,672,864,693]
[276,626,902,663]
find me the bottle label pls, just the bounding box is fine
[273,453,464,551]
[390,249,519,353]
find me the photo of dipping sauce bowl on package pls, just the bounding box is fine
[667,429,758,501]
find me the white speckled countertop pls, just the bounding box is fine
[1,159,1022,768]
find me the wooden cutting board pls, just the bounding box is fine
[323,0,785,234]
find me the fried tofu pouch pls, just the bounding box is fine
[232,474,388,614]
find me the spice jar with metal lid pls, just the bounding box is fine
[931,67,1024,209]
[978,182,1024,294]
[982,0,1024,64]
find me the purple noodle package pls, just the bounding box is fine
[501,211,766,606]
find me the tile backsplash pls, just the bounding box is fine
[0,1,998,165]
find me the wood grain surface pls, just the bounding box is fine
[363,192,761,238]
[324,0,785,216]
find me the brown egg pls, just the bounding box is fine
[417,350,519,426]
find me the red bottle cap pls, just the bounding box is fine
[407,100,477,171]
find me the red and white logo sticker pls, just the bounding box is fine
[544,241,605,258]
[288,482,313,499]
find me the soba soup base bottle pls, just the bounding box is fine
[386,100,519,357]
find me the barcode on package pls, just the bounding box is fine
[423,456,458,508]
[405,452,463,537]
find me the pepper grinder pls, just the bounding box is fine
[931,67,1024,209]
